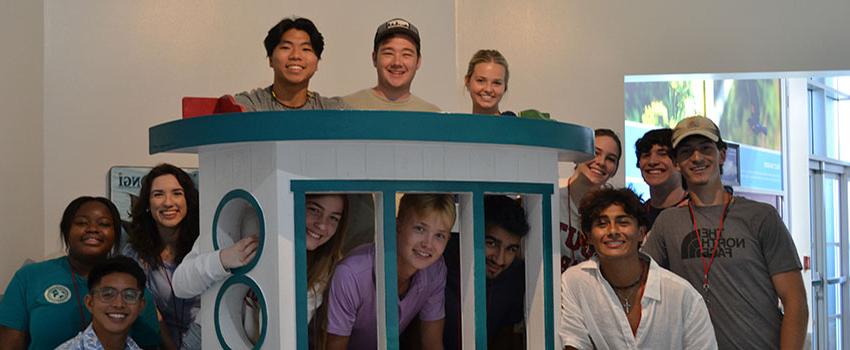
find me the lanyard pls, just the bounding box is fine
[567,184,578,264]
[68,259,87,332]
[162,263,187,340]
[687,193,732,293]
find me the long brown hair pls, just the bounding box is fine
[307,194,350,349]
[127,163,199,267]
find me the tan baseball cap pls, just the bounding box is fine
[672,115,721,148]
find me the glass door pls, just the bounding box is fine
[810,162,849,350]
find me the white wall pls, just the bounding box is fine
[0,0,44,291]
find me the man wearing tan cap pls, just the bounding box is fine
[343,18,440,111]
[642,115,807,349]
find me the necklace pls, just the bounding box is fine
[610,273,642,290]
[614,286,640,314]
[270,86,310,109]
[608,260,648,314]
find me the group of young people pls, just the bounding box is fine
[558,116,808,349]
[231,16,513,116]
[0,165,201,350]
[0,13,809,350]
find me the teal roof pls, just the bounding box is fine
[149,110,593,162]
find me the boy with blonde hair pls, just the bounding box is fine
[325,194,455,350]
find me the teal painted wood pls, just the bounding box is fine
[293,193,308,350]
[214,275,268,350]
[542,195,554,350]
[211,189,265,275]
[381,191,401,350]
[290,180,553,195]
[148,110,593,161]
[472,192,488,349]
[289,180,556,349]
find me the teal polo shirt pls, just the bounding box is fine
[0,256,161,349]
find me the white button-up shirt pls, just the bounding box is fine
[56,323,142,350]
[559,254,717,350]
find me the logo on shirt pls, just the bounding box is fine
[44,284,72,304]
[560,222,594,272]
[680,228,746,259]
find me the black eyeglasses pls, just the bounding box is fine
[91,287,143,305]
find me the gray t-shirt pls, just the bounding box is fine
[642,196,802,350]
[234,86,347,111]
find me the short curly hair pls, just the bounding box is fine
[578,187,648,234]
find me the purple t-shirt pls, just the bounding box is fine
[326,244,446,349]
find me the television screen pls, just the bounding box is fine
[721,142,740,187]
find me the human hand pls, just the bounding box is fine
[220,235,259,269]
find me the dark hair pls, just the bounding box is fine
[634,128,673,168]
[87,256,146,291]
[264,17,325,59]
[595,128,623,163]
[484,195,529,238]
[579,188,648,234]
[128,164,199,267]
[60,196,122,256]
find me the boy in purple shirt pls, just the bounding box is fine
[325,194,456,350]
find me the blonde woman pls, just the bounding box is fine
[465,49,512,116]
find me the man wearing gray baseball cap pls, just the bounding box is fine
[342,18,440,112]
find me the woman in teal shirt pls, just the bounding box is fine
[0,196,162,349]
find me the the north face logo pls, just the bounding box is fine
[680,228,746,259]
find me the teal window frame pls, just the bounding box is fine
[291,180,555,350]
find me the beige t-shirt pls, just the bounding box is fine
[342,88,441,112]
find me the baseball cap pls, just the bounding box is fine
[374,18,420,53]
[671,115,722,149]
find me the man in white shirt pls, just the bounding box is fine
[559,188,716,350]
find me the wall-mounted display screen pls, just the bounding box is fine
[624,79,782,199]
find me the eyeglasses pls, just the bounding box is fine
[91,287,143,305]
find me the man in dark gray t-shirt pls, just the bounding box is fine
[642,115,807,350]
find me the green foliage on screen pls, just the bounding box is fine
[624,80,704,128]
[715,79,781,151]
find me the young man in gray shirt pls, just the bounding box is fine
[234,17,346,111]
[642,116,808,349]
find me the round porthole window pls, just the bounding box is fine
[214,275,267,350]
[213,189,264,275]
